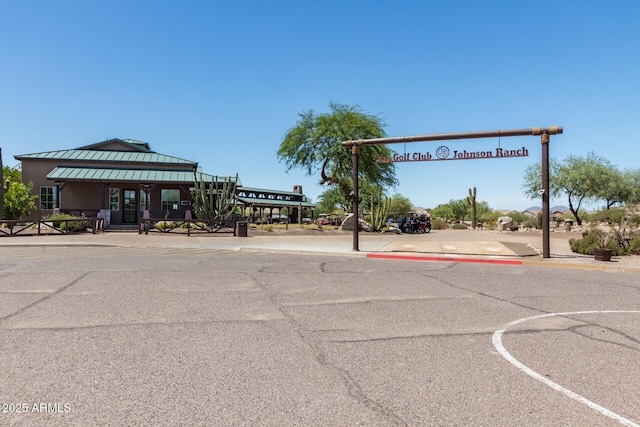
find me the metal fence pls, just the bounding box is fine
[138,218,237,236]
[0,218,105,237]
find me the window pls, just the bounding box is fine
[161,189,180,211]
[40,187,58,210]
[140,190,150,211]
[109,188,120,211]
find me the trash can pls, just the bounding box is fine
[236,221,248,237]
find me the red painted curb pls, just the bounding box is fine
[366,253,523,266]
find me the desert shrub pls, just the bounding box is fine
[264,225,273,232]
[47,213,90,232]
[569,228,626,256]
[593,207,627,225]
[628,235,640,254]
[522,214,542,229]
[578,211,596,223]
[179,221,207,229]
[451,223,468,230]
[507,212,528,224]
[569,233,599,255]
[155,220,176,230]
[478,209,500,223]
[431,218,448,230]
[483,220,497,229]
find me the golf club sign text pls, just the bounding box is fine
[376,146,529,163]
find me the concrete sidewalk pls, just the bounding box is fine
[1,229,639,272]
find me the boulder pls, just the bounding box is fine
[497,216,515,231]
[341,214,373,232]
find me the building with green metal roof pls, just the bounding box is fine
[15,138,313,225]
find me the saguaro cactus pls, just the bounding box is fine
[467,187,477,229]
[192,172,239,230]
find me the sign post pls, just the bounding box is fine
[351,144,360,252]
[541,132,551,258]
[341,127,563,257]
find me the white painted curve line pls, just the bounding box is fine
[493,310,640,427]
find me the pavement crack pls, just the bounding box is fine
[421,271,552,316]
[319,258,358,273]
[313,348,408,426]
[330,330,491,343]
[1,318,279,332]
[283,295,468,308]
[569,324,640,352]
[0,271,90,324]
[244,269,408,426]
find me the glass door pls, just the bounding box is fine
[123,189,137,223]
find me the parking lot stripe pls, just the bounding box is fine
[493,311,640,427]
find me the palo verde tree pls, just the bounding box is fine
[315,184,412,221]
[388,193,412,216]
[449,199,469,223]
[629,169,640,204]
[430,199,468,223]
[475,200,499,223]
[314,179,379,214]
[522,152,616,225]
[315,185,348,215]
[597,167,639,209]
[278,102,397,210]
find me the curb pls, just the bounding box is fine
[366,253,523,265]
[0,242,121,248]
[522,259,640,273]
[367,253,640,272]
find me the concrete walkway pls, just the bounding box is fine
[1,228,639,272]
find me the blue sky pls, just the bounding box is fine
[2,1,638,211]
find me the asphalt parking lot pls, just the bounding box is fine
[1,245,639,426]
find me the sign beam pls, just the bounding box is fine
[341,126,563,257]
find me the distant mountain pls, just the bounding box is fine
[524,206,541,212]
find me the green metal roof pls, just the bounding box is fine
[237,197,314,208]
[75,138,152,152]
[47,167,240,185]
[16,149,197,165]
